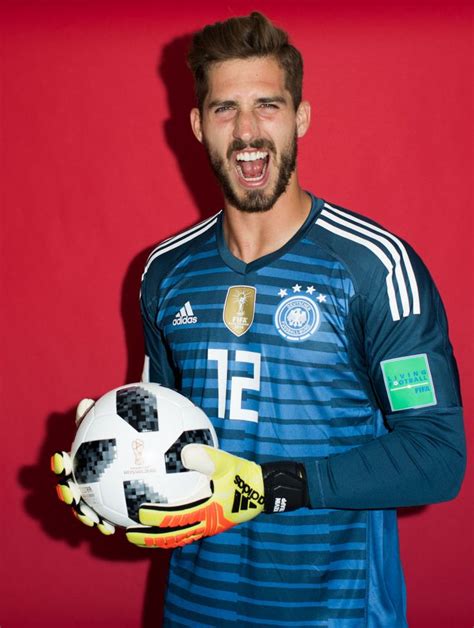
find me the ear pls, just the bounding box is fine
[190,108,203,143]
[295,100,311,138]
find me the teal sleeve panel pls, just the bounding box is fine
[307,246,466,509]
[140,270,177,389]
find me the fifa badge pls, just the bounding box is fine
[223,286,257,337]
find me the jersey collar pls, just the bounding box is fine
[216,193,324,275]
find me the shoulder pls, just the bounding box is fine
[141,212,221,288]
[313,200,427,322]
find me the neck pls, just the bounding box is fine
[222,177,311,264]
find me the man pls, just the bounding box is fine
[53,12,465,627]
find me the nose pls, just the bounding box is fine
[232,109,259,143]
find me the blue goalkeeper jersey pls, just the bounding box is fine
[140,194,465,627]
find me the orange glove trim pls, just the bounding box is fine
[160,502,233,537]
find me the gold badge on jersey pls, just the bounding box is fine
[223,286,257,337]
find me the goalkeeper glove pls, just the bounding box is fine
[126,444,308,548]
[50,399,115,536]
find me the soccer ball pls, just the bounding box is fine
[70,382,218,528]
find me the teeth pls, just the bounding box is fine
[235,159,268,182]
[236,151,268,162]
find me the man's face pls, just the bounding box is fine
[190,56,310,213]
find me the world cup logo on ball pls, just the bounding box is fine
[132,438,145,466]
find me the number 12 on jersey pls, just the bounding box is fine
[208,349,261,422]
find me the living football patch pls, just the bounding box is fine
[380,353,437,411]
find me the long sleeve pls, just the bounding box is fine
[140,260,178,389]
[306,245,466,509]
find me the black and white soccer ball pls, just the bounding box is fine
[70,383,218,528]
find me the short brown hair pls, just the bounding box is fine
[187,12,303,111]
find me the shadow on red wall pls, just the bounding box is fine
[159,33,222,221]
[121,32,225,385]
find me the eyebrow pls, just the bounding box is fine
[256,96,287,105]
[207,95,288,109]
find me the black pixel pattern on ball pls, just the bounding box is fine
[116,386,159,432]
[74,439,117,484]
[124,480,168,522]
[165,429,213,473]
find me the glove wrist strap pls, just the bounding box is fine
[261,461,309,513]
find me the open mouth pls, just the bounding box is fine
[234,150,270,186]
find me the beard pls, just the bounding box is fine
[203,134,298,213]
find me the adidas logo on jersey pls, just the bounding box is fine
[173,301,197,326]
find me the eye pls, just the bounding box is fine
[214,105,235,114]
[258,102,279,110]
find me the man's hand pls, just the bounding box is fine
[51,450,116,534]
[50,398,115,536]
[52,400,309,547]
[126,445,264,548]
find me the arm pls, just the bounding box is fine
[140,269,177,388]
[307,249,466,509]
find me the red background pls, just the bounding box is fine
[1,1,472,626]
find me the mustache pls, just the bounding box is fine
[226,138,276,160]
